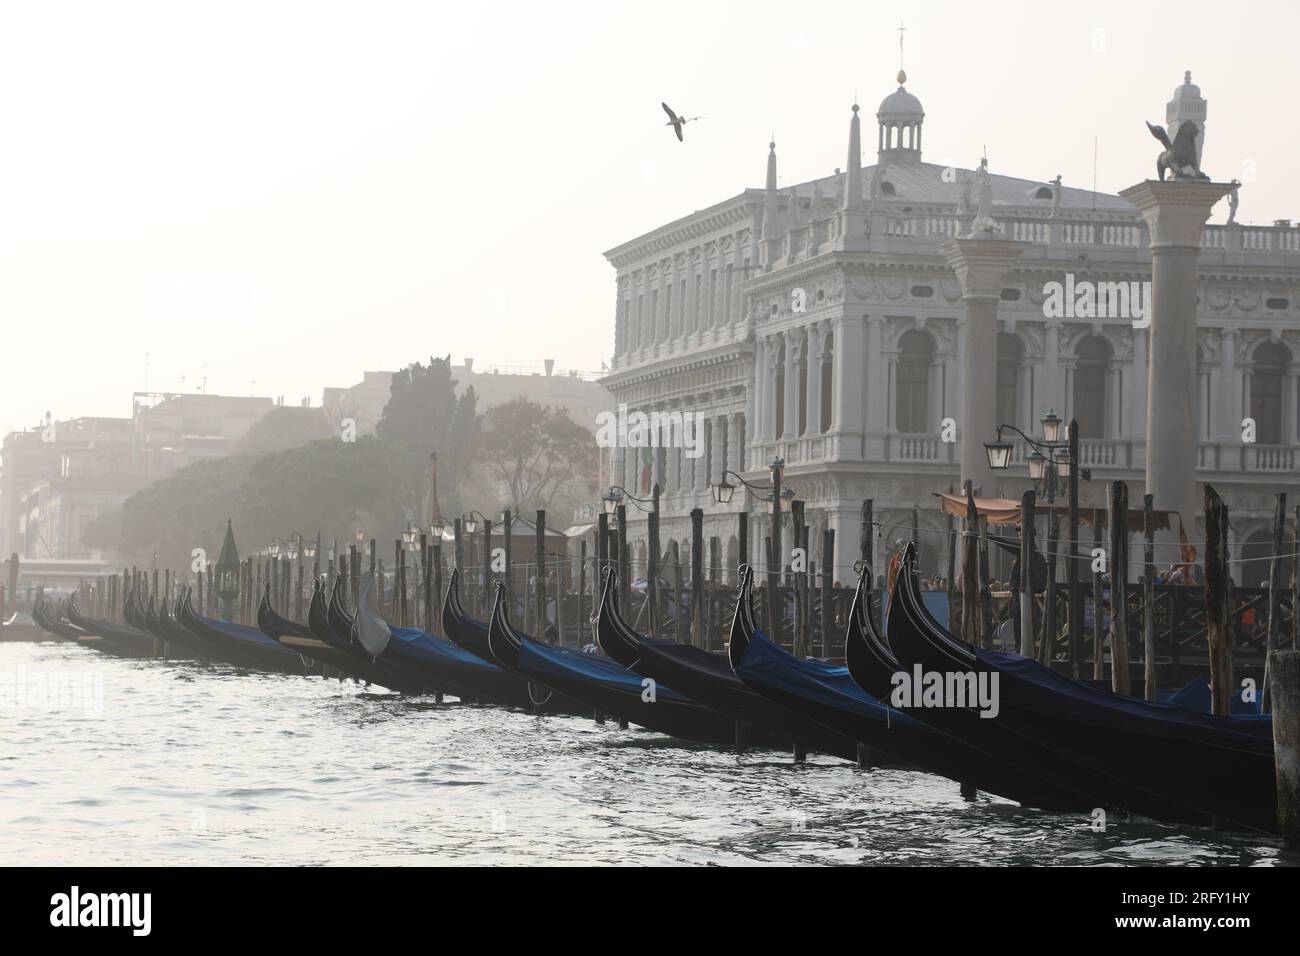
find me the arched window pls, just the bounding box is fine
[896,330,933,433]
[1073,336,1111,439]
[1251,342,1289,445]
[997,334,1023,430]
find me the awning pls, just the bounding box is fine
[933,493,1174,531]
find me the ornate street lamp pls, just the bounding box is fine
[983,412,1091,678]
[401,523,421,551]
[603,486,653,516]
[1026,450,1048,483]
[984,438,1013,471]
[1040,410,1063,444]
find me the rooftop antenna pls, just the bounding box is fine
[201,363,208,395]
[898,20,907,73]
[144,352,150,393]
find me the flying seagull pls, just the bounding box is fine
[661,101,702,142]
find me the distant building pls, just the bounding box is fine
[0,393,274,561]
[322,360,614,437]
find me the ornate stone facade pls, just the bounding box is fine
[600,73,1300,587]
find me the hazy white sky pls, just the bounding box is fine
[2,0,1297,440]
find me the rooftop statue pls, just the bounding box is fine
[1146,119,1208,181]
[971,157,996,233]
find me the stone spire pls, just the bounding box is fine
[838,104,867,249]
[843,105,863,211]
[761,139,779,240]
[788,187,803,228]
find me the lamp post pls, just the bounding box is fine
[603,485,659,633]
[463,510,491,614]
[711,458,793,636]
[985,412,1089,675]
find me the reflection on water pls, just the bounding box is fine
[0,642,1289,866]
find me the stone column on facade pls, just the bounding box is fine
[782,331,799,439]
[805,325,822,435]
[684,252,698,337]
[940,237,1029,495]
[709,413,725,488]
[1043,323,1061,419]
[697,414,712,491]
[729,410,746,476]
[1120,179,1233,539]
[862,315,885,458]
[761,336,777,442]
[752,335,768,443]
[1128,328,1149,439]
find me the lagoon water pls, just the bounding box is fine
[0,640,1289,866]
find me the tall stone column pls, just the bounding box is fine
[940,237,1029,494]
[1121,180,1232,533]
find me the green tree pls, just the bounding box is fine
[477,399,599,513]
[236,406,333,456]
[376,356,479,521]
[108,436,408,571]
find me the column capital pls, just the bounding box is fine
[1119,180,1233,250]
[939,237,1030,300]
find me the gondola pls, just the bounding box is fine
[257,582,413,690]
[729,565,1097,807]
[486,580,739,745]
[841,569,1092,810]
[353,577,582,710]
[65,591,162,658]
[887,542,1277,832]
[595,567,846,757]
[283,579,437,695]
[138,594,203,661]
[439,570,590,716]
[31,597,87,642]
[176,589,312,675]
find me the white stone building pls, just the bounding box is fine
[599,71,1300,588]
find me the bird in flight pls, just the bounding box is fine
[662,102,702,142]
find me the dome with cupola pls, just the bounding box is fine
[877,70,924,162]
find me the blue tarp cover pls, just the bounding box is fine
[517,638,693,703]
[387,625,500,672]
[736,624,927,731]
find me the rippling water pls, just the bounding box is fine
[0,640,1289,866]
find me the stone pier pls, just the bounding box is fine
[940,237,1029,494]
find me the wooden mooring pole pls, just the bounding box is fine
[1018,491,1035,658]
[1263,492,1288,713]
[690,508,704,648]
[961,482,979,647]
[1269,649,1300,846]
[1143,493,1157,701]
[1108,481,1131,695]
[1204,483,1234,716]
